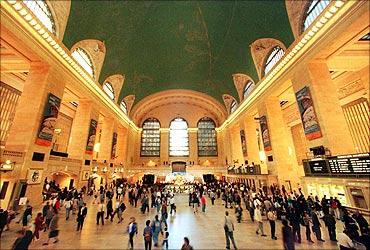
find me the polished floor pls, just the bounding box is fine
[1,194,341,249]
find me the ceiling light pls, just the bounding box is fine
[319,17,328,24]
[29,19,37,26]
[34,24,41,30]
[19,8,27,16]
[13,3,22,10]
[335,1,344,8]
[324,12,333,19]
[24,14,32,21]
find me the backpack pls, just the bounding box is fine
[120,202,126,211]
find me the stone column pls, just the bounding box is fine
[243,115,260,165]
[259,97,302,188]
[230,125,244,166]
[160,128,169,166]
[67,100,99,160]
[115,125,128,165]
[98,116,115,163]
[188,128,198,165]
[292,62,355,155]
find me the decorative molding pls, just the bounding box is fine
[222,94,237,115]
[337,79,365,99]
[250,38,287,80]
[123,94,135,115]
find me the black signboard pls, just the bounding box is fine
[308,159,329,174]
[328,153,370,175]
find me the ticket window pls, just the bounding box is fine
[350,188,368,209]
[330,185,347,206]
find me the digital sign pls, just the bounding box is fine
[328,153,370,174]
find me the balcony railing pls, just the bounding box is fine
[227,165,262,175]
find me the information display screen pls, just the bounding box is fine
[308,159,329,174]
[328,153,370,174]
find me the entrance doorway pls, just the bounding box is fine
[172,161,186,172]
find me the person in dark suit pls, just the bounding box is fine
[77,203,87,231]
[282,219,295,250]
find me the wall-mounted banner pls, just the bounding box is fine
[240,129,247,156]
[111,132,117,159]
[295,86,322,140]
[85,119,97,154]
[259,116,272,151]
[36,93,61,146]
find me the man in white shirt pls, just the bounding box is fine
[337,230,354,250]
[255,204,267,237]
[224,211,237,250]
[169,195,176,215]
[64,199,73,220]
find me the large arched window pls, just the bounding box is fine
[230,100,237,114]
[120,100,127,114]
[302,0,330,32]
[23,0,56,35]
[197,117,217,156]
[169,118,189,156]
[243,81,254,99]
[103,82,115,100]
[263,46,285,77]
[71,48,95,78]
[141,118,160,156]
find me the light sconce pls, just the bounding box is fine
[0,160,14,171]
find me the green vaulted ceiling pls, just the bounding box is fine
[63,1,294,104]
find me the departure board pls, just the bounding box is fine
[308,159,329,174]
[328,153,370,174]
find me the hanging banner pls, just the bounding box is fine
[85,119,97,154]
[240,129,247,156]
[259,116,272,151]
[36,93,61,146]
[295,86,322,140]
[111,132,117,159]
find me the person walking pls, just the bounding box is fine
[267,208,277,240]
[254,204,266,237]
[224,211,238,250]
[200,194,207,213]
[162,227,169,250]
[143,220,153,250]
[128,217,138,250]
[33,212,44,241]
[302,211,314,243]
[311,208,325,242]
[77,203,87,231]
[64,198,72,220]
[0,209,7,237]
[289,208,302,243]
[324,212,337,241]
[210,190,216,205]
[13,230,33,250]
[43,208,59,245]
[282,219,295,250]
[105,198,114,221]
[169,195,176,215]
[181,237,193,250]
[151,215,162,247]
[96,201,105,225]
[44,205,54,231]
[235,205,243,223]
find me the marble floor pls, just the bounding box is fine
[1,194,341,249]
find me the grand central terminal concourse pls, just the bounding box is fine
[0,0,369,249]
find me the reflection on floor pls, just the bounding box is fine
[1,194,340,249]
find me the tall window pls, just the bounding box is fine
[303,0,330,32]
[243,81,254,99]
[197,117,217,156]
[263,46,285,76]
[120,100,127,114]
[23,0,56,35]
[169,118,189,156]
[103,82,115,100]
[141,118,160,156]
[230,100,237,114]
[71,48,95,78]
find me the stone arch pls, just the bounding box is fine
[47,0,71,40]
[250,38,286,80]
[103,74,125,104]
[123,95,135,116]
[71,39,106,81]
[222,94,238,115]
[285,0,310,39]
[232,73,255,102]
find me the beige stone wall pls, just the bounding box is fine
[285,0,309,39]
[47,0,71,40]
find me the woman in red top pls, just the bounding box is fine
[55,199,61,210]
[34,212,44,240]
[201,195,207,213]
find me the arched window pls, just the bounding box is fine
[141,118,160,156]
[230,100,237,114]
[71,48,95,78]
[120,100,127,114]
[197,117,217,156]
[263,46,285,76]
[169,118,189,156]
[243,81,254,99]
[103,82,115,100]
[302,0,330,32]
[23,0,56,35]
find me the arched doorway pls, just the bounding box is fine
[49,171,77,190]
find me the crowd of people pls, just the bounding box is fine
[0,180,369,250]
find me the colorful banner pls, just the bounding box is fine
[240,129,247,156]
[36,93,61,146]
[295,86,322,140]
[111,132,117,159]
[85,119,97,154]
[259,116,272,151]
